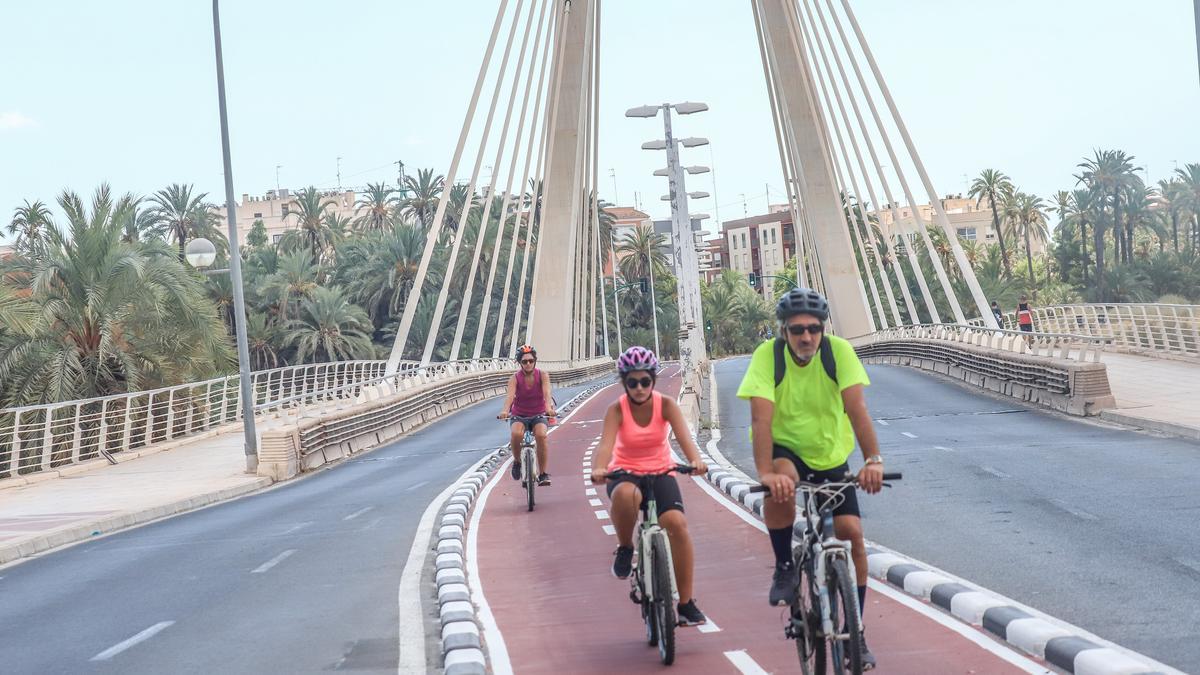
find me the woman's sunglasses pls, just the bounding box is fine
[519,359,536,365]
[624,376,654,389]
[785,323,825,336]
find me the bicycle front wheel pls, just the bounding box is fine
[827,557,862,675]
[651,533,676,665]
[793,555,825,675]
[523,446,536,511]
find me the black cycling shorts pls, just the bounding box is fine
[510,415,547,432]
[1019,323,1033,332]
[606,473,685,516]
[772,445,860,518]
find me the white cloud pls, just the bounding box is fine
[0,112,36,130]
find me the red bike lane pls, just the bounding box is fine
[472,371,1044,674]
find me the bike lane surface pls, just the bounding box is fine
[473,371,1044,673]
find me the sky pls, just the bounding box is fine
[2,1,1198,243]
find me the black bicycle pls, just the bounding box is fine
[750,471,901,675]
[605,465,695,666]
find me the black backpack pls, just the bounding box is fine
[773,336,838,388]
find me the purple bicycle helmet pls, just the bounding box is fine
[617,346,659,375]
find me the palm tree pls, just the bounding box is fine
[1069,189,1095,285]
[353,182,399,233]
[0,185,232,405]
[280,187,337,262]
[400,168,444,228]
[261,249,320,320]
[1174,163,1200,254]
[284,286,374,363]
[8,200,54,254]
[615,224,669,282]
[968,169,1015,278]
[147,183,219,261]
[1077,149,1138,270]
[1003,192,1049,281]
[1155,178,1186,253]
[246,312,283,370]
[333,222,428,327]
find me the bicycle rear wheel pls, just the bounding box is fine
[523,446,536,511]
[793,555,825,675]
[651,533,676,665]
[826,557,862,675]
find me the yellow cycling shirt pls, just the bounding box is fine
[736,335,870,470]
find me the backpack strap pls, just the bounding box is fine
[774,336,839,387]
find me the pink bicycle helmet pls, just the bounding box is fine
[617,346,659,375]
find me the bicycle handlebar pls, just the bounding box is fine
[748,471,902,495]
[604,464,696,480]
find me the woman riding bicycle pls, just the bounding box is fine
[499,345,556,486]
[590,346,709,626]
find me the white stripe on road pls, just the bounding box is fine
[602,524,616,536]
[934,445,955,452]
[981,465,1011,479]
[877,419,889,426]
[90,621,175,661]
[723,650,768,674]
[901,431,917,438]
[697,618,722,634]
[280,522,312,535]
[343,506,374,521]
[589,498,603,507]
[404,480,430,492]
[585,488,597,496]
[594,510,609,520]
[251,549,296,574]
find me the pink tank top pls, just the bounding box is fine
[609,391,674,474]
[510,369,544,417]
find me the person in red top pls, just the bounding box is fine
[1017,295,1034,344]
[498,345,556,486]
[590,346,709,626]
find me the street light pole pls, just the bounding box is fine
[211,0,258,473]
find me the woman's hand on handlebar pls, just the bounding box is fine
[497,411,510,420]
[590,468,608,485]
[687,459,708,476]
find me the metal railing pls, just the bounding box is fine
[968,303,1200,358]
[0,359,415,480]
[864,323,1106,363]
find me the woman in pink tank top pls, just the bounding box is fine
[589,346,709,627]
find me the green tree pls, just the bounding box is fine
[8,200,54,255]
[1002,192,1049,281]
[279,187,337,262]
[147,183,224,261]
[400,168,444,228]
[968,169,1015,278]
[354,182,399,233]
[284,286,374,363]
[261,249,320,320]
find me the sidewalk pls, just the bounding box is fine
[0,401,354,566]
[1098,352,1200,440]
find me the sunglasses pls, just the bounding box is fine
[519,359,536,365]
[624,376,654,390]
[785,323,825,336]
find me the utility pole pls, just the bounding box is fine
[337,156,342,190]
[275,165,282,193]
[610,168,619,204]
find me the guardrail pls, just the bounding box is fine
[866,324,1106,363]
[259,359,615,480]
[0,359,425,481]
[969,303,1200,358]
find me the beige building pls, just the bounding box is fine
[875,195,1046,256]
[215,188,361,246]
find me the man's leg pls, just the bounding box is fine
[764,457,801,606]
[834,512,876,670]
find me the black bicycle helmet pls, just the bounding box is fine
[776,287,829,322]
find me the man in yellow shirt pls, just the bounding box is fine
[736,287,884,669]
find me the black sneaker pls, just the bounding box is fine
[510,458,521,481]
[677,599,707,626]
[769,560,799,606]
[537,473,551,486]
[612,546,634,578]
[857,630,876,671]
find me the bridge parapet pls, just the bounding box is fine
[969,303,1200,360]
[855,328,1114,416]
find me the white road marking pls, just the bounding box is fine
[877,419,889,426]
[251,549,296,574]
[280,522,312,535]
[589,498,603,507]
[360,517,383,532]
[585,488,597,496]
[594,510,609,520]
[90,621,175,661]
[723,650,769,674]
[981,465,1011,479]
[404,480,431,492]
[343,506,374,521]
[1050,499,1097,521]
[901,431,917,438]
[602,524,616,536]
[934,445,955,452]
[697,618,722,633]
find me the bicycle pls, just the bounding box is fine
[604,464,695,666]
[750,471,901,675]
[499,417,540,511]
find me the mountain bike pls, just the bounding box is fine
[606,464,695,666]
[499,416,540,511]
[750,472,901,675]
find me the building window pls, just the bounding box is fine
[741,233,747,248]
[253,212,263,218]
[281,204,290,217]
[770,229,777,244]
[272,234,283,244]
[956,227,977,241]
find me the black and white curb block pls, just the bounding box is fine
[434,380,611,675]
[693,450,1179,675]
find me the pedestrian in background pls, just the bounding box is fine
[1017,295,1034,344]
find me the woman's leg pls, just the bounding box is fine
[659,509,695,603]
[609,482,641,548]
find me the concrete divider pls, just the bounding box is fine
[855,339,1115,416]
[258,361,613,481]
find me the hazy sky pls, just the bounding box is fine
[2,1,1198,242]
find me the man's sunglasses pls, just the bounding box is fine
[624,376,653,389]
[519,359,536,365]
[785,323,825,336]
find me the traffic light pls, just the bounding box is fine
[639,277,650,293]
[748,272,758,287]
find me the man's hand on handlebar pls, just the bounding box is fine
[857,462,884,494]
[758,472,796,503]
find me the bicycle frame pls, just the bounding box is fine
[636,489,679,608]
[796,484,859,641]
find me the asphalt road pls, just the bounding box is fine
[712,356,1200,671]
[0,381,593,675]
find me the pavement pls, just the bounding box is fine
[1097,351,1200,439]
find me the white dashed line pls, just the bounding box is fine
[697,618,722,634]
[877,419,890,426]
[981,466,1011,479]
[901,431,917,438]
[724,650,769,674]
[404,480,431,492]
[1050,499,1098,521]
[934,446,955,452]
[594,510,609,520]
[602,524,616,536]
[589,498,603,507]
[343,506,374,521]
[280,522,312,535]
[90,622,175,661]
[251,549,297,574]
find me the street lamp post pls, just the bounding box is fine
[211,0,258,473]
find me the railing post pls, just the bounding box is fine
[8,411,21,475]
[121,398,134,452]
[71,404,83,464]
[166,389,177,441]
